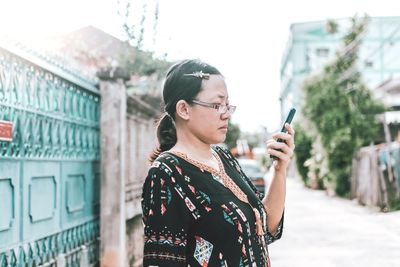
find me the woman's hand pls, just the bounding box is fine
[266,123,295,172]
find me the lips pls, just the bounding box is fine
[219,126,228,130]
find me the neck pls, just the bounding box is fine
[170,128,214,162]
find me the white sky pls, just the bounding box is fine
[0,0,398,133]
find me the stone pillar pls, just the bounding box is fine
[98,67,130,267]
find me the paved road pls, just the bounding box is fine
[268,177,400,267]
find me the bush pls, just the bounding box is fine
[294,124,313,184]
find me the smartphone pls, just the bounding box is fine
[270,108,296,159]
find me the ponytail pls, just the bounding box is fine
[149,113,177,162]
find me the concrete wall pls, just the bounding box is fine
[125,96,158,266]
[98,67,160,267]
[126,215,145,267]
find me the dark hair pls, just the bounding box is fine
[149,59,222,162]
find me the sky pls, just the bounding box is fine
[0,0,398,133]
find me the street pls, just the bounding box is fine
[268,177,400,267]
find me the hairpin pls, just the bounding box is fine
[183,71,210,80]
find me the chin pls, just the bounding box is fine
[214,134,227,144]
[202,131,227,145]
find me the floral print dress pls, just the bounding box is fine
[141,146,284,267]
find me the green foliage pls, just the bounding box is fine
[326,19,339,34]
[387,187,400,211]
[118,0,160,49]
[118,0,170,77]
[225,121,241,149]
[118,49,171,76]
[302,16,386,197]
[293,124,313,184]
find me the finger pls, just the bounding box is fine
[285,124,296,149]
[268,147,290,162]
[272,132,291,141]
[267,140,293,154]
[267,141,286,150]
[285,123,295,136]
[285,133,295,150]
[266,139,275,145]
[267,142,293,158]
[272,129,295,149]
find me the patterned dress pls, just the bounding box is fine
[141,146,284,267]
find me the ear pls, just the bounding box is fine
[175,100,190,120]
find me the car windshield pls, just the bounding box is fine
[240,162,262,176]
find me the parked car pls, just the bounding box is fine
[237,158,267,194]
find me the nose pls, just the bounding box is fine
[220,109,231,120]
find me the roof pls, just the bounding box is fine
[0,36,98,92]
[59,26,135,59]
[376,77,400,93]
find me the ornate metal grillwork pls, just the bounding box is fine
[0,220,99,267]
[0,43,100,267]
[0,47,100,160]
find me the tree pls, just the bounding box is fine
[225,121,241,149]
[117,0,160,49]
[117,0,171,77]
[118,49,171,77]
[293,123,313,185]
[301,16,386,196]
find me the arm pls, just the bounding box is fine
[262,123,295,235]
[142,158,194,267]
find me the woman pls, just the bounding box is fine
[141,59,295,267]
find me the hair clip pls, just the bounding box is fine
[183,71,210,80]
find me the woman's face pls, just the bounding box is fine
[187,74,232,144]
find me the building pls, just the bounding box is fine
[280,16,400,123]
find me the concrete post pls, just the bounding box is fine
[98,67,129,267]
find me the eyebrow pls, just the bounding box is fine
[214,94,228,100]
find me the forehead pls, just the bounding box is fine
[197,75,228,100]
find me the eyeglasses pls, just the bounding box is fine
[191,99,236,115]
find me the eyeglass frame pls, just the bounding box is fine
[191,99,236,115]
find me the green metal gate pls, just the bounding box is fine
[0,41,100,266]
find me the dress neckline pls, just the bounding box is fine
[167,149,223,174]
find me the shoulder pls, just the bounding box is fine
[143,152,207,221]
[142,153,185,199]
[145,152,188,188]
[147,151,185,179]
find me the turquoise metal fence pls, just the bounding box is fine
[0,41,100,267]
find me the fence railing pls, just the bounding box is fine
[0,40,100,267]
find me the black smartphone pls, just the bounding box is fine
[270,108,296,159]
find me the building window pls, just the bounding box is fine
[364,60,374,68]
[316,48,329,57]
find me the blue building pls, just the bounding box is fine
[280,16,400,122]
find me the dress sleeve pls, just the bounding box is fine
[141,157,199,267]
[265,212,284,244]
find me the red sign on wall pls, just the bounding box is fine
[0,120,13,142]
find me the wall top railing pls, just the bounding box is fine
[0,37,101,160]
[0,37,98,94]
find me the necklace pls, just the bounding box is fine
[170,150,265,236]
